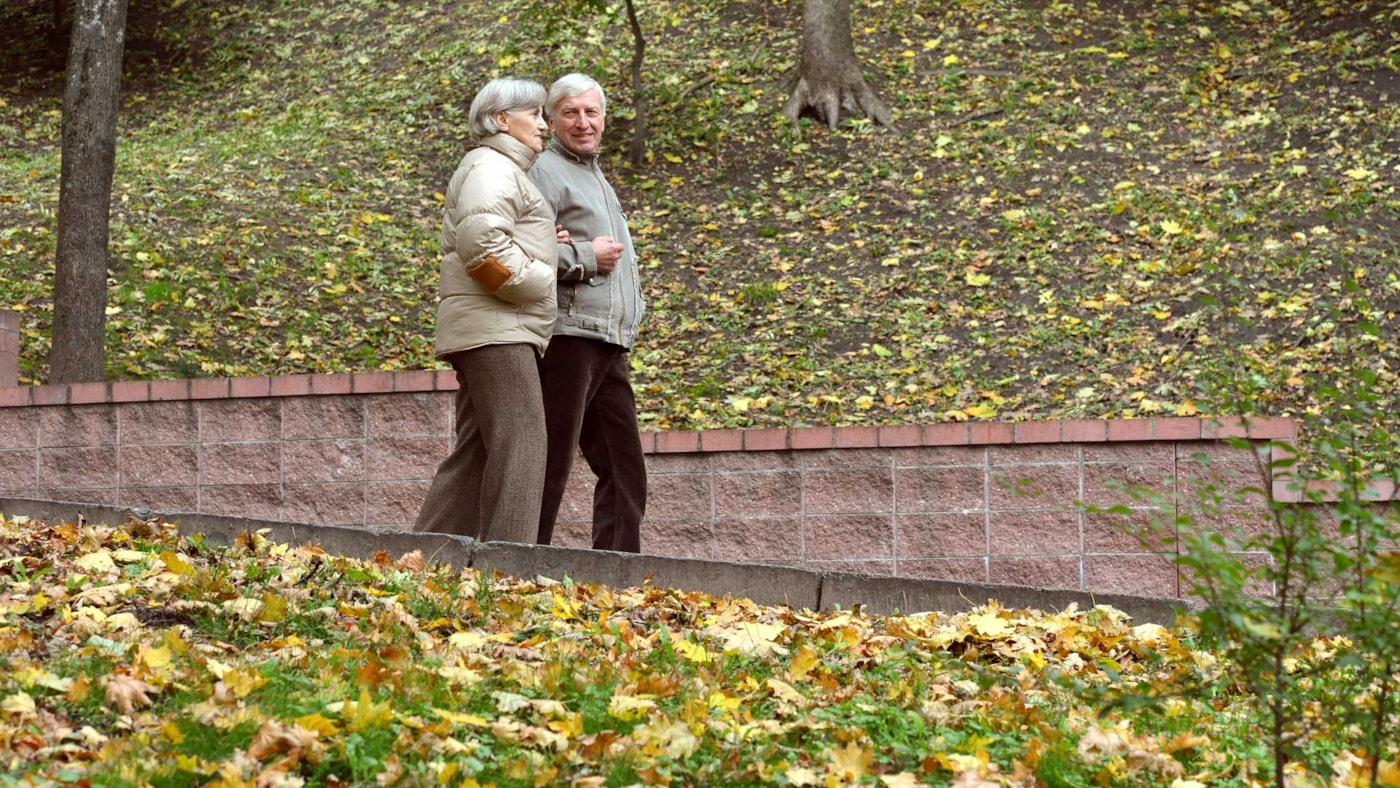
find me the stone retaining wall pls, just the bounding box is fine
[0,362,1298,599]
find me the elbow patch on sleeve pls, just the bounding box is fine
[468,254,512,291]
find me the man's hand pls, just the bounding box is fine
[556,225,573,245]
[591,236,624,274]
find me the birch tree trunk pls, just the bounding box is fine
[50,0,128,384]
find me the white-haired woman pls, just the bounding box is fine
[415,77,560,543]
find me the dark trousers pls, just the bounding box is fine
[537,336,647,552]
[414,344,545,544]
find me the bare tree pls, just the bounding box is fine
[49,0,128,384]
[783,0,893,130]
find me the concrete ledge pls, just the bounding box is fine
[2,497,1189,625]
[819,571,1199,624]
[472,542,822,611]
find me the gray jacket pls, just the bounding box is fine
[528,139,645,350]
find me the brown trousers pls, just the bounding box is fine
[414,343,545,543]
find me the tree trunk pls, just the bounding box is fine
[50,0,128,384]
[624,0,647,167]
[783,0,893,130]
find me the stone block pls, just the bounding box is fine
[988,556,1082,591]
[644,518,715,560]
[119,486,199,513]
[201,399,281,442]
[201,443,280,485]
[200,483,283,520]
[365,480,429,528]
[0,449,38,491]
[712,516,804,563]
[742,428,788,451]
[1084,553,1179,598]
[803,514,893,560]
[120,444,199,488]
[988,463,1080,512]
[804,468,893,515]
[1013,421,1061,444]
[1080,461,1176,508]
[646,474,713,519]
[121,401,199,445]
[40,446,118,488]
[896,558,989,584]
[282,396,364,440]
[283,483,367,526]
[699,429,743,452]
[988,510,1081,556]
[0,409,38,448]
[895,466,986,513]
[714,471,801,517]
[895,512,987,559]
[1083,508,1175,553]
[366,437,450,481]
[368,392,449,437]
[988,443,1079,466]
[39,406,117,449]
[283,439,365,483]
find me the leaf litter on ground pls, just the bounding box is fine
[3,514,1396,786]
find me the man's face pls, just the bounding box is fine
[549,89,605,158]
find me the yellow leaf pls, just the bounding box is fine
[942,54,960,67]
[1159,219,1183,235]
[663,153,682,163]
[1173,401,1198,416]
[295,713,341,736]
[74,550,117,573]
[787,645,820,682]
[674,638,711,664]
[342,688,393,731]
[965,272,992,287]
[828,740,872,781]
[138,645,172,672]
[765,678,807,706]
[963,403,997,419]
[498,53,517,68]
[608,693,657,721]
[707,692,743,713]
[967,611,1010,637]
[1,692,36,717]
[786,767,821,787]
[431,708,488,728]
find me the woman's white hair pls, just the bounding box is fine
[546,73,607,118]
[468,77,547,141]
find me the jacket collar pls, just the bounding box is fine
[478,133,539,171]
[547,137,599,166]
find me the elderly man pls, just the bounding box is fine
[529,73,647,553]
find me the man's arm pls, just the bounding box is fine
[529,164,600,282]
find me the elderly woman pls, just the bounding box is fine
[414,77,559,543]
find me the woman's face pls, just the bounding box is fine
[497,106,547,153]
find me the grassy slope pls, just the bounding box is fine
[0,0,1397,433]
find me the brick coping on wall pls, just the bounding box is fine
[0,367,1344,507]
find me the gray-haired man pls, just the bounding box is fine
[528,73,647,552]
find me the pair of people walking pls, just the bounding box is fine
[413,74,647,554]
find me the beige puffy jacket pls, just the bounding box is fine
[435,133,558,358]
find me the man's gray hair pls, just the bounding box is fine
[468,77,547,141]
[546,73,607,118]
